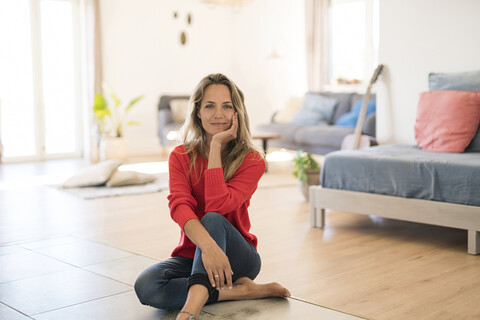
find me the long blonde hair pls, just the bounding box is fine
[182,73,261,182]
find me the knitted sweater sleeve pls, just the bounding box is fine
[167,149,199,229]
[204,152,265,215]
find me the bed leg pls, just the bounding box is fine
[468,230,480,255]
[310,207,325,228]
[309,186,325,228]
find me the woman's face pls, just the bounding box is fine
[197,84,235,141]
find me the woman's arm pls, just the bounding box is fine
[204,113,265,214]
[168,147,234,290]
[183,218,233,290]
[167,150,198,228]
[207,113,237,170]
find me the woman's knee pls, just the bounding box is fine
[134,258,191,309]
[134,272,173,309]
[201,212,227,230]
[134,269,159,305]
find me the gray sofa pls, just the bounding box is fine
[158,91,376,153]
[256,91,376,155]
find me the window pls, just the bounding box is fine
[0,0,83,162]
[329,0,379,85]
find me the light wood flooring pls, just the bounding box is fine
[1,154,479,320]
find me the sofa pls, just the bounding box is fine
[309,70,480,255]
[157,91,376,152]
[256,91,376,155]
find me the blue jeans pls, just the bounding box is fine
[134,212,261,310]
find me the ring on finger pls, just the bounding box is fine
[214,274,219,278]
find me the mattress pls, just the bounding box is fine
[321,145,480,206]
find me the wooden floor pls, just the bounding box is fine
[1,155,479,320]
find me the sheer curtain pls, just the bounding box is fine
[81,0,102,103]
[80,0,103,161]
[304,0,330,91]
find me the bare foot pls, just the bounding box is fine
[218,277,291,301]
[176,310,196,320]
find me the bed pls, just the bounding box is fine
[309,145,480,255]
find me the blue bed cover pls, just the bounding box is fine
[321,145,480,206]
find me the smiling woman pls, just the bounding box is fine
[134,74,290,320]
[196,84,236,143]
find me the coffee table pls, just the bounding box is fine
[252,132,280,172]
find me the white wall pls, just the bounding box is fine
[99,0,306,155]
[377,0,480,144]
[230,0,307,128]
[100,0,234,155]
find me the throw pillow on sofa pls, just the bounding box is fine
[273,97,304,123]
[414,90,480,153]
[429,70,480,91]
[290,93,338,126]
[169,99,190,123]
[335,100,376,127]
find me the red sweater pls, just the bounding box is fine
[167,145,266,259]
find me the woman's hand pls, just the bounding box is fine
[201,244,233,290]
[211,113,238,147]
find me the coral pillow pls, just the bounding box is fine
[415,91,480,152]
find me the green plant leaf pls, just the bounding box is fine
[292,150,320,182]
[110,92,120,108]
[126,95,144,112]
[92,93,110,119]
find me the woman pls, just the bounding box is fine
[134,73,290,320]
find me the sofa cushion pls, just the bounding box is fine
[273,97,304,123]
[335,100,376,127]
[169,99,189,123]
[414,90,480,153]
[290,93,338,125]
[317,92,355,124]
[294,125,354,148]
[256,123,304,143]
[429,70,480,91]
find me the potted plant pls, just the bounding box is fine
[92,88,143,161]
[292,150,321,201]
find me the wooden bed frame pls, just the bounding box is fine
[309,186,480,255]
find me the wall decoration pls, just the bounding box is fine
[173,10,192,47]
[180,31,187,45]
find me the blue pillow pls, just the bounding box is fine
[429,70,480,91]
[335,100,376,127]
[290,93,338,125]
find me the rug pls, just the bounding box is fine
[56,173,169,200]
[54,156,297,200]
